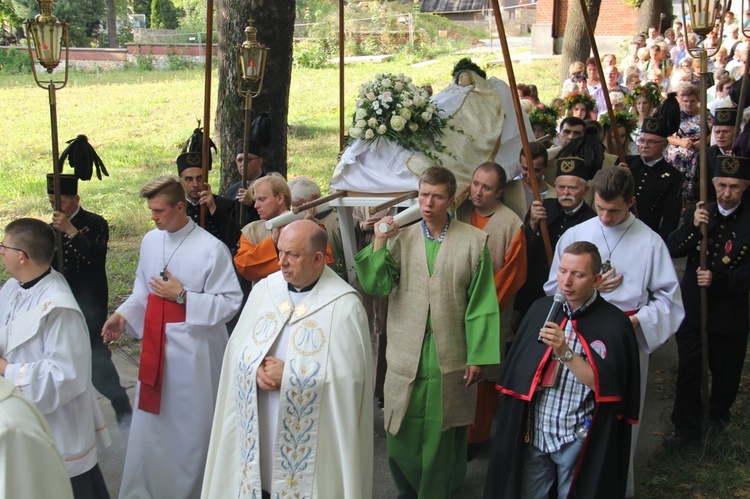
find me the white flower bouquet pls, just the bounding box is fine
[349,72,454,164]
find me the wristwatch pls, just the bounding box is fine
[176,288,186,304]
[557,348,574,363]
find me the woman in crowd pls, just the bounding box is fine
[666,83,711,205]
[626,83,662,141]
[563,91,597,120]
[600,109,638,155]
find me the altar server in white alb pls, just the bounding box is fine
[0,218,111,499]
[102,176,242,499]
[202,219,373,499]
[544,166,683,496]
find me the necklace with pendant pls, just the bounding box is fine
[599,222,634,273]
[161,223,197,280]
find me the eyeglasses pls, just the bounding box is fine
[636,138,667,146]
[0,243,28,259]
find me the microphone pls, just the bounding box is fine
[537,293,566,343]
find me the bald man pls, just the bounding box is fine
[203,220,373,499]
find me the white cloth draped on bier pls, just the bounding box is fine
[331,73,534,194]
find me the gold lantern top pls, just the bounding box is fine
[26,0,68,74]
[682,0,727,36]
[240,18,268,83]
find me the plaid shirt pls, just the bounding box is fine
[421,214,451,242]
[531,292,598,453]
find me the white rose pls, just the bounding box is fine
[378,124,387,134]
[421,111,432,121]
[349,126,363,139]
[382,78,392,88]
[390,115,407,132]
[409,123,419,132]
[394,81,404,91]
[413,96,425,107]
[382,91,392,101]
[399,108,412,120]
[355,108,367,120]
[365,129,375,139]
[367,92,376,101]
[402,98,413,108]
[368,117,378,128]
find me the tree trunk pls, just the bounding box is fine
[636,0,672,35]
[106,0,117,47]
[560,0,602,86]
[216,0,296,193]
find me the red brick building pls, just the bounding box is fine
[531,0,639,54]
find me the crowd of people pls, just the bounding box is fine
[1,20,749,499]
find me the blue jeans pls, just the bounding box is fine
[520,440,583,498]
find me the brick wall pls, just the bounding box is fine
[536,0,638,36]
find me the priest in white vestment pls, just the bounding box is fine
[544,167,683,497]
[202,220,373,499]
[103,176,242,499]
[0,218,111,498]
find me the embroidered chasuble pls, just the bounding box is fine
[201,267,373,499]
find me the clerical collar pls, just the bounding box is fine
[287,278,319,293]
[421,214,452,242]
[20,268,51,289]
[718,204,739,217]
[563,289,598,318]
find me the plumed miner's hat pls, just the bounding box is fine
[642,92,681,139]
[176,126,217,175]
[714,155,750,181]
[234,112,274,157]
[557,125,604,180]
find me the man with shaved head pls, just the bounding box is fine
[203,220,373,499]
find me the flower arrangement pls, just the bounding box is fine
[563,91,597,112]
[599,110,638,135]
[349,72,452,163]
[529,105,560,138]
[625,83,662,109]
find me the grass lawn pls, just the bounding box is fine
[0,48,560,298]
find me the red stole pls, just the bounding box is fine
[139,293,186,414]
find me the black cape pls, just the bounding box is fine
[484,294,640,499]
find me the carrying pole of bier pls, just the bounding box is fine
[200,0,215,228]
[577,0,626,163]
[489,0,553,264]
[370,191,418,215]
[339,0,346,151]
[265,191,348,230]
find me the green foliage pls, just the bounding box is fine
[0,0,22,27]
[166,50,192,70]
[293,39,331,69]
[173,0,205,32]
[0,47,30,74]
[44,0,106,47]
[96,19,134,48]
[134,53,154,70]
[150,0,165,29]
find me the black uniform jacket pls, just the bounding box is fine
[51,207,109,340]
[626,154,682,242]
[668,201,750,335]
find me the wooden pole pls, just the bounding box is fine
[49,84,64,270]
[733,51,750,142]
[339,0,345,151]
[698,48,710,421]
[200,0,214,228]
[292,191,347,214]
[489,0,553,264]
[369,191,418,215]
[577,0,626,163]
